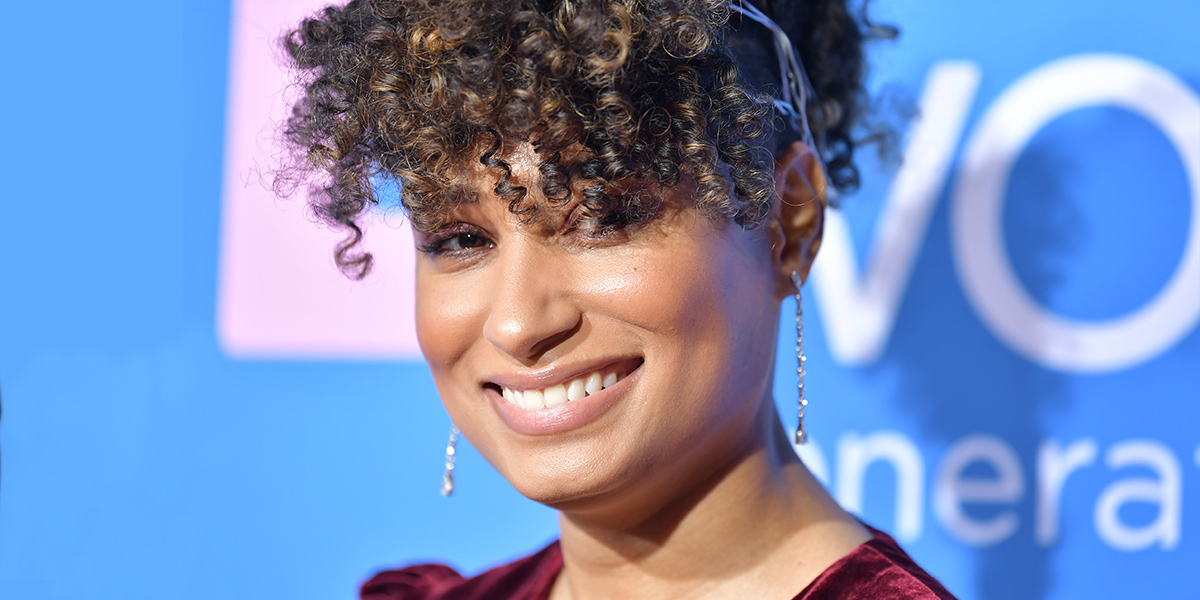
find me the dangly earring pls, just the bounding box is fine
[441,425,459,496]
[790,271,809,445]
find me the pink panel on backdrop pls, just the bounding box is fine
[218,0,422,360]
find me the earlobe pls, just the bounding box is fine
[772,141,827,298]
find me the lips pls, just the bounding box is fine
[486,358,643,435]
[499,369,628,410]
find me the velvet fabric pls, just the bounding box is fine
[360,527,957,599]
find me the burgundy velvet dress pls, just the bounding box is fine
[361,526,957,599]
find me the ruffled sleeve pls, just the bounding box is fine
[360,564,465,600]
[359,542,562,600]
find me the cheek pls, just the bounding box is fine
[686,247,776,391]
[662,228,773,338]
[605,224,777,400]
[577,242,722,345]
[414,265,482,378]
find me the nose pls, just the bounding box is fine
[482,241,582,361]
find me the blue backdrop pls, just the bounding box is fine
[1,1,1196,599]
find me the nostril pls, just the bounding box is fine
[482,279,585,361]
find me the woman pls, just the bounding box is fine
[280,0,955,598]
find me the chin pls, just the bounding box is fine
[516,481,605,510]
[497,444,643,510]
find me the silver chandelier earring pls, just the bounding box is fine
[441,425,459,496]
[790,271,809,445]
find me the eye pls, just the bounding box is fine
[439,232,489,252]
[418,225,494,256]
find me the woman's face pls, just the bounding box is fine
[414,146,786,513]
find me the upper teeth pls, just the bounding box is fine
[501,371,622,410]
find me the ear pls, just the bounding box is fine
[768,140,827,300]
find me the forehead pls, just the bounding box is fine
[457,142,544,193]
[457,141,613,188]
[447,140,673,220]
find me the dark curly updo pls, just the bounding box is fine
[280,0,876,278]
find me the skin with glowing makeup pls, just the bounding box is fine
[413,141,870,600]
[273,0,946,595]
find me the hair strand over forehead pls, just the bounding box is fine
[276,0,875,279]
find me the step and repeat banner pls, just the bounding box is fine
[0,0,1195,599]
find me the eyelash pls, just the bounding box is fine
[417,224,493,256]
[417,212,625,258]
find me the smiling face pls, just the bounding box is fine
[413,146,790,515]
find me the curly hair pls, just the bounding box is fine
[279,0,878,278]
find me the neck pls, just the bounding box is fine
[551,403,867,600]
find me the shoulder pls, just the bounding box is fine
[360,542,562,600]
[797,527,957,600]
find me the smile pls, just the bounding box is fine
[486,358,643,435]
[499,370,628,410]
